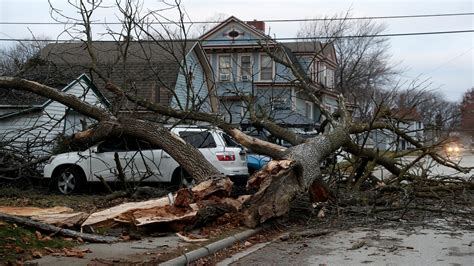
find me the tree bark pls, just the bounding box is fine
[0,212,119,243]
[243,127,352,227]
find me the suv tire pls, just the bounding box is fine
[51,166,85,195]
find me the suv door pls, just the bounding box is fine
[89,138,130,181]
[123,138,164,182]
[88,137,163,182]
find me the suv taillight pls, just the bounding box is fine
[216,151,235,161]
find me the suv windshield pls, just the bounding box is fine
[179,131,217,148]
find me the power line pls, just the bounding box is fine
[424,47,474,75]
[0,12,473,25]
[0,29,472,42]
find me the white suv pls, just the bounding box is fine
[44,126,248,194]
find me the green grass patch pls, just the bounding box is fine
[0,222,76,263]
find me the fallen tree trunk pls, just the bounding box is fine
[0,206,88,227]
[0,212,119,243]
[242,127,351,227]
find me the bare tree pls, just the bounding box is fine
[0,0,471,228]
[0,37,50,76]
[298,14,398,120]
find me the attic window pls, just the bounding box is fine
[224,29,244,40]
[228,30,240,38]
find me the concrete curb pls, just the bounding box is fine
[160,227,262,265]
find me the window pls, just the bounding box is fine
[98,137,160,152]
[326,68,335,88]
[311,61,319,82]
[271,96,289,110]
[179,131,217,148]
[218,55,231,81]
[239,55,252,81]
[98,138,127,152]
[221,133,239,147]
[260,54,274,81]
[305,101,313,119]
[318,63,326,85]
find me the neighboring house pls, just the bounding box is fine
[369,108,424,151]
[199,16,339,132]
[34,40,218,117]
[0,74,109,156]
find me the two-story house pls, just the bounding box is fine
[199,16,339,134]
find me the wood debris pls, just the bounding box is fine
[81,178,242,230]
[0,206,87,228]
[176,232,208,243]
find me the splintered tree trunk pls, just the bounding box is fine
[243,127,351,227]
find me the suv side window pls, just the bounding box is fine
[125,138,160,151]
[221,133,239,147]
[99,137,160,152]
[99,138,127,152]
[179,131,217,148]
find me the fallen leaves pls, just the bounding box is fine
[41,247,93,258]
[31,250,42,258]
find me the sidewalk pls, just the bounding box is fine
[26,227,262,265]
[27,234,183,265]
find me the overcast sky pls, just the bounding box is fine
[0,0,472,102]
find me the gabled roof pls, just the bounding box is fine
[41,41,195,66]
[14,40,211,109]
[0,74,109,120]
[199,16,276,46]
[282,41,337,65]
[39,41,198,91]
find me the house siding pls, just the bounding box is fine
[0,76,107,156]
[171,51,212,112]
[201,17,339,129]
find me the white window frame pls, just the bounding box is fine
[291,88,296,111]
[238,54,253,82]
[326,68,335,88]
[312,60,320,82]
[304,101,314,119]
[218,54,232,82]
[259,53,275,81]
[318,62,326,85]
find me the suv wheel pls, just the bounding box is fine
[52,167,85,195]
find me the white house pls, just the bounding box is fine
[368,107,424,151]
[0,74,109,156]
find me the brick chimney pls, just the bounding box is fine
[246,20,265,33]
